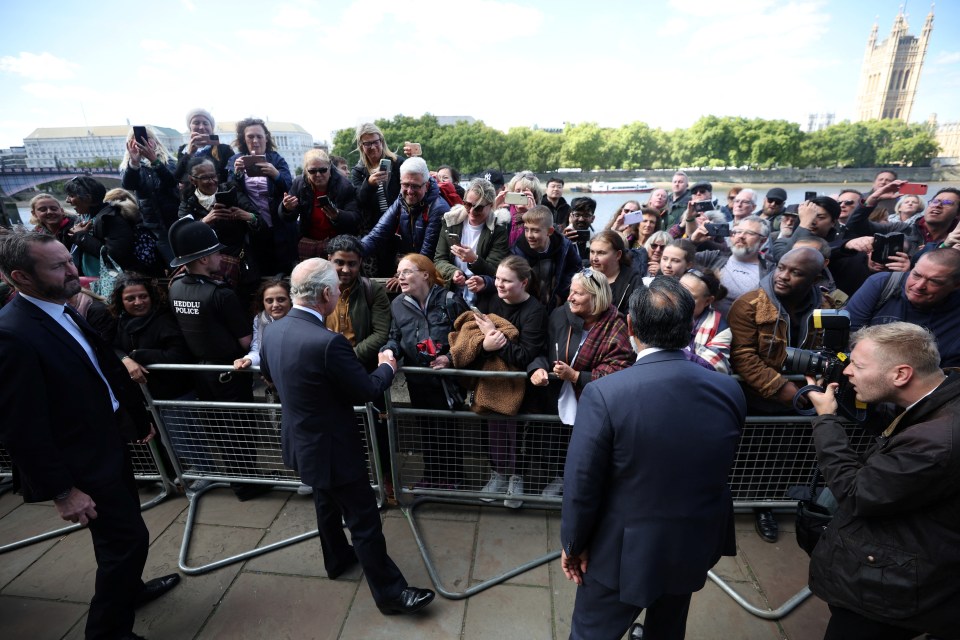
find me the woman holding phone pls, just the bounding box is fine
[529,269,633,497]
[280,149,360,261]
[228,118,295,274]
[179,157,260,292]
[121,125,179,267]
[174,108,235,184]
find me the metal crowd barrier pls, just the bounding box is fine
[0,439,175,554]
[142,364,384,575]
[386,367,872,617]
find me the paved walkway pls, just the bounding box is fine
[0,485,835,639]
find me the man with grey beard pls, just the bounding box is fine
[692,216,774,317]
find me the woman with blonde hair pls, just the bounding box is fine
[494,170,544,247]
[29,193,76,250]
[121,125,179,266]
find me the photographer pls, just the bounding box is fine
[804,323,960,640]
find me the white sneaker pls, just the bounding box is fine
[542,476,564,498]
[504,475,524,509]
[297,484,313,496]
[480,471,505,502]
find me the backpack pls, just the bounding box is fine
[871,271,907,315]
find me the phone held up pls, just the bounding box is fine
[898,182,928,196]
[705,222,731,238]
[504,192,528,206]
[379,158,392,174]
[133,126,149,146]
[871,232,905,264]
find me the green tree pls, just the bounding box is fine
[560,122,605,170]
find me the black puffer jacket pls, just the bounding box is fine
[121,160,180,229]
[73,202,137,271]
[280,169,360,240]
[809,372,960,637]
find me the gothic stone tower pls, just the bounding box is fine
[855,5,933,122]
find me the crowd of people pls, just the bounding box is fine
[1,110,959,639]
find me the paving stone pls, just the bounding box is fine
[779,591,831,640]
[197,572,356,640]
[412,502,481,522]
[0,491,28,518]
[739,530,814,608]
[686,580,783,640]
[0,595,88,640]
[141,494,189,544]
[463,583,552,640]
[135,519,259,639]
[190,487,290,528]
[243,497,331,578]
[4,521,97,602]
[473,508,550,587]
[0,534,57,590]
[0,502,77,548]
[401,515,475,593]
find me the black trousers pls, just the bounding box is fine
[312,475,406,606]
[570,571,692,640]
[84,454,149,639]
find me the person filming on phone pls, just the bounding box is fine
[802,322,960,640]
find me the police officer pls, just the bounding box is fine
[167,217,269,501]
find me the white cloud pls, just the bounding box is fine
[0,52,79,80]
[934,51,960,65]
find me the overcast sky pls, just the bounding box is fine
[1,0,957,150]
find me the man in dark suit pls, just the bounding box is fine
[0,231,179,640]
[259,257,434,615]
[561,276,746,640]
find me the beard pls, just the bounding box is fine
[40,276,81,302]
[731,245,758,260]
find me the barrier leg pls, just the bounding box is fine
[706,570,812,619]
[177,482,319,575]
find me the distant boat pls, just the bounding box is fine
[587,178,652,194]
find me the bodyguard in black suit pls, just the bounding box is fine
[561,277,746,640]
[260,257,434,615]
[0,232,178,640]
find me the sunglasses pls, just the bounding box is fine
[767,199,784,205]
[307,167,329,175]
[580,268,599,284]
[650,243,667,250]
[838,199,857,206]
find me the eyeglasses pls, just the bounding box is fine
[360,139,382,149]
[306,167,329,175]
[400,182,426,190]
[731,230,762,238]
[650,243,666,250]
[571,212,594,219]
[930,199,957,207]
[191,173,218,182]
[463,201,487,212]
[838,199,858,207]
[395,268,421,279]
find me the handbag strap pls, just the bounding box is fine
[807,462,822,498]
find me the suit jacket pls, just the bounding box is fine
[0,295,150,502]
[561,350,746,607]
[259,307,394,489]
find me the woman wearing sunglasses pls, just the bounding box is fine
[280,149,359,261]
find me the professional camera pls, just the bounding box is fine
[783,310,866,421]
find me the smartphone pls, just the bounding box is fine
[379,158,392,174]
[705,222,731,238]
[407,142,422,156]
[316,195,331,208]
[898,182,928,196]
[208,134,219,143]
[133,126,149,146]
[692,200,713,213]
[623,210,645,226]
[215,189,238,208]
[871,232,905,263]
[504,192,528,206]
[243,155,267,176]
[576,229,591,242]
[804,191,817,201]
[447,232,461,245]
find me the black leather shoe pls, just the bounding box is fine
[755,509,779,543]
[629,622,644,639]
[135,573,181,609]
[118,633,148,640]
[377,587,435,615]
[233,483,272,502]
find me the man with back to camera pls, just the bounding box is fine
[844,248,960,367]
[0,230,180,640]
[259,257,435,615]
[561,277,746,640]
[804,322,960,640]
[542,176,571,227]
[727,247,831,543]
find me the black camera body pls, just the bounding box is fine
[783,310,866,421]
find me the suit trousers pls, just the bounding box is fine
[312,475,406,605]
[570,571,692,640]
[84,454,149,639]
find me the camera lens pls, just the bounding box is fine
[784,347,825,377]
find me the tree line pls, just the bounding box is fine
[330,114,940,175]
